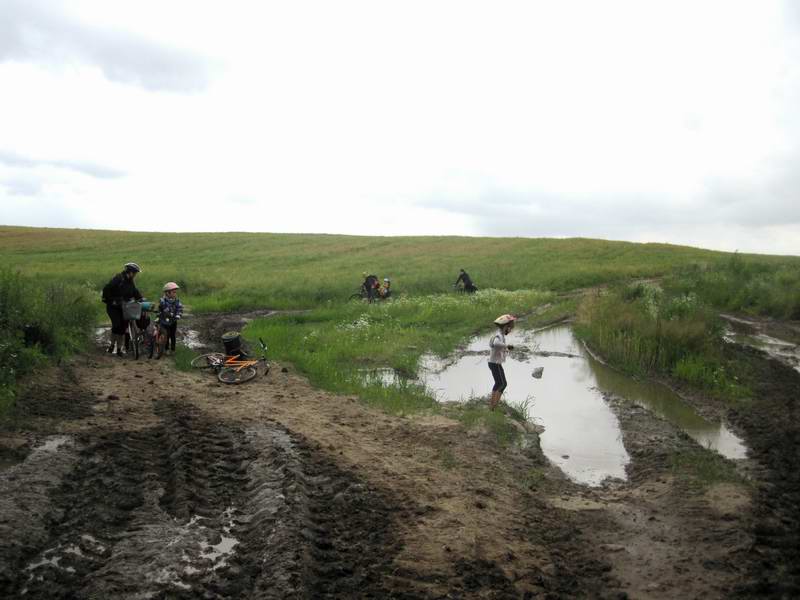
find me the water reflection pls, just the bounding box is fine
[417,324,747,485]
[420,326,630,486]
[589,357,747,458]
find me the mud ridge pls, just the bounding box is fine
[0,401,413,599]
[727,345,800,598]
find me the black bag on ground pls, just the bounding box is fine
[222,331,245,357]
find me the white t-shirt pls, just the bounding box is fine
[489,331,508,364]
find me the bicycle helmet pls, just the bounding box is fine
[383,278,390,282]
[493,314,516,326]
[124,262,142,273]
[163,281,180,292]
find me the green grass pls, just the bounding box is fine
[574,281,750,401]
[667,252,800,319]
[172,345,195,371]
[244,288,551,416]
[449,402,522,447]
[3,226,799,430]
[6,225,794,313]
[0,268,97,414]
[670,447,745,488]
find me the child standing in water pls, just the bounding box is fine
[157,282,183,358]
[488,314,516,410]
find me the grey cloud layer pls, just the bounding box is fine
[0,150,124,179]
[420,167,800,239]
[0,0,213,92]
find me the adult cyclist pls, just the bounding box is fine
[362,272,379,303]
[102,262,143,356]
[454,268,478,293]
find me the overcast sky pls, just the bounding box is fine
[1,0,799,255]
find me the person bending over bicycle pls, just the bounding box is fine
[102,262,143,356]
[156,282,183,359]
[362,272,379,302]
[454,268,478,293]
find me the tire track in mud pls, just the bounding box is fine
[1,401,411,599]
[727,345,800,598]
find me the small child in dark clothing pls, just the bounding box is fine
[157,282,184,358]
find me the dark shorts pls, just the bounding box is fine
[488,362,507,393]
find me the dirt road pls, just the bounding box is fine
[0,313,798,598]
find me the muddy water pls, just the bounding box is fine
[418,325,747,485]
[722,315,800,373]
[0,404,403,598]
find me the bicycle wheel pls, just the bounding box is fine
[129,323,140,360]
[218,366,257,384]
[191,353,225,369]
[348,293,363,302]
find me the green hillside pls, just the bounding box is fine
[4,225,792,312]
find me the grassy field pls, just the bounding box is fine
[245,288,555,415]
[573,251,800,402]
[2,226,799,430]
[2,225,784,312]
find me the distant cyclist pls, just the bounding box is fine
[454,269,478,293]
[379,277,391,299]
[102,262,143,356]
[362,272,379,303]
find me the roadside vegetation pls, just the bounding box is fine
[574,253,800,402]
[0,269,96,413]
[671,252,800,320]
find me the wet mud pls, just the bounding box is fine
[724,344,800,598]
[0,401,406,599]
[4,308,800,598]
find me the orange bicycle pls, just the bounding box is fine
[191,338,269,384]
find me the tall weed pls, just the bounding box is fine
[575,283,745,400]
[0,269,96,414]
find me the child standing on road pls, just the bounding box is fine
[488,314,516,410]
[157,282,183,358]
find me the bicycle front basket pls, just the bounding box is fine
[122,300,142,320]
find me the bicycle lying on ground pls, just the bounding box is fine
[190,338,270,384]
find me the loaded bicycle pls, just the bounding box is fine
[191,337,270,384]
[349,279,392,303]
[121,299,157,360]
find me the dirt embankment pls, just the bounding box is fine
[0,309,798,598]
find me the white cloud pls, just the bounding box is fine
[1,0,799,255]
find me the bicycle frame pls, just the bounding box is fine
[222,355,260,372]
[221,338,269,372]
[190,338,269,384]
[216,338,269,383]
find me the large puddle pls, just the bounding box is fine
[417,325,747,486]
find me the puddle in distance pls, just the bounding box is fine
[417,325,747,486]
[724,331,800,373]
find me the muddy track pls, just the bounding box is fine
[8,308,800,598]
[0,401,408,599]
[726,345,800,598]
